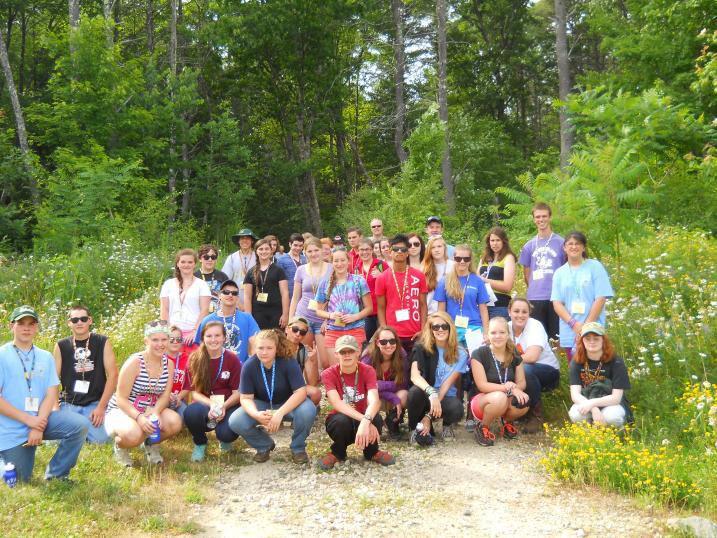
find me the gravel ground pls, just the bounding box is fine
[185,417,664,538]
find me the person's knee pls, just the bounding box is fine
[161,411,183,435]
[228,408,254,434]
[602,406,626,428]
[568,405,588,423]
[328,413,353,436]
[407,385,424,404]
[294,399,317,426]
[117,427,144,447]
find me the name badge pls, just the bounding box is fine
[532,269,544,281]
[333,317,346,327]
[571,301,586,315]
[74,380,91,394]
[455,315,469,329]
[209,302,216,313]
[308,299,318,311]
[25,397,40,412]
[256,292,269,303]
[395,309,410,322]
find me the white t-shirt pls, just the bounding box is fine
[426,259,455,314]
[509,317,560,370]
[160,278,211,331]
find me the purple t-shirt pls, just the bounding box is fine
[518,233,565,300]
[294,263,333,324]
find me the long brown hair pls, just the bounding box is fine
[174,248,198,292]
[367,326,404,386]
[422,236,449,292]
[444,244,477,300]
[488,317,517,368]
[324,247,349,303]
[418,311,459,365]
[574,332,616,365]
[255,329,296,359]
[188,321,226,395]
[251,238,273,297]
[480,226,515,263]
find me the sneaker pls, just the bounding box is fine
[474,426,495,447]
[441,424,456,440]
[113,442,133,467]
[464,419,477,433]
[370,450,395,466]
[409,428,434,447]
[191,444,207,462]
[291,451,310,464]
[502,421,518,440]
[219,441,234,453]
[144,441,164,464]
[318,452,340,470]
[253,441,276,463]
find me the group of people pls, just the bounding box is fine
[0,204,632,482]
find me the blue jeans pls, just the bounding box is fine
[60,401,110,444]
[183,402,240,445]
[229,398,317,454]
[0,410,89,482]
[523,362,560,406]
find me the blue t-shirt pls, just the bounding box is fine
[276,253,307,297]
[551,259,614,348]
[433,273,490,328]
[315,274,370,331]
[0,342,60,451]
[194,311,260,363]
[433,346,469,398]
[239,356,306,407]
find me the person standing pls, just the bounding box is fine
[518,203,565,339]
[221,228,259,307]
[243,238,290,329]
[422,236,454,314]
[375,234,428,357]
[346,227,364,273]
[369,218,384,242]
[478,227,517,320]
[406,233,425,270]
[0,306,89,482]
[195,244,229,314]
[53,305,118,444]
[353,237,386,342]
[276,233,307,298]
[425,216,455,257]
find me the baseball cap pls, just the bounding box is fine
[426,216,443,225]
[10,305,39,323]
[335,335,359,352]
[220,279,240,290]
[581,322,605,337]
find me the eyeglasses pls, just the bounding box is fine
[69,316,89,324]
[146,320,169,328]
[431,323,450,331]
[169,337,183,343]
[221,289,240,296]
[377,338,397,346]
[391,246,408,253]
[290,326,309,336]
[454,256,471,263]
[201,254,218,260]
[409,242,421,247]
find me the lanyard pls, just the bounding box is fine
[212,350,225,386]
[72,335,91,381]
[458,274,472,315]
[258,264,272,293]
[568,262,584,298]
[239,251,252,276]
[307,263,323,296]
[14,345,36,394]
[201,271,217,289]
[260,360,276,408]
[490,349,508,385]
[220,310,238,338]
[390,268,410,308]
[340,368,359,405]
[534,232,554,252]
[482,260,495,279]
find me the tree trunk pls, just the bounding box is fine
[296,84,322,235]
[0,28,37,204]
[391,0,408,163]
[146,0,155,54]
[167,0,178,196]
[555,0,574,170]
[68,0,80,30]
[181,142,190,216]
[436,0,454,214]
[19,7,26,95]
[103,0,113,46]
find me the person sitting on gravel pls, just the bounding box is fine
[407,311,469,446]
[360,325,409,439]
[230,329,317,464]
[470,317,530,447]
[318,335,395,470]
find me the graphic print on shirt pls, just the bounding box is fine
[534,245,559,275]
[73,348,94,373]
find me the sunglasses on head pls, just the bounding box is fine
[69,316,90,324]
[409,241,421,247]
[169,337,183,343]
[391,246,408,253]
[221,289,240,296]
[290,326,309,336]
[431,323,450,331]
[146,320,169,328]
[201,254,218,260]
[454,256,471,263]
[377,338,397,346]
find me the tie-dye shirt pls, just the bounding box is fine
[316,273,370,330]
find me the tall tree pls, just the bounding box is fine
[167,0,178,197]
[391,0,408,163]
[555,0,573,169]
[436,0,454,213]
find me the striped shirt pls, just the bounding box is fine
[107,353,169,413]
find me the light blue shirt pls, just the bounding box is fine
[433,346,469,398]
[194,311,260,363]
[0,342,59,451]
[276,252,307,297]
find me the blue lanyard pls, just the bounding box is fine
[14,345,36,394]
[212,350,225,386]
[260,360,276,408]
[490,350,508,385]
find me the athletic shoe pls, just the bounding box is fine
[502,421,518,440]
[474,425,495,447]
[409,428,434,447]
[113,442,133,467]
[370,450,395,466]
[253,441,276,463]
[191,443,207,462]
[291,451,310,464]
[464,419,477,433]
[144,441,164,464]
[318,452,340,470]
[219,441,234,452]
[441,424,456,440]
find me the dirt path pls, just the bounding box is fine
[186,425,663,538]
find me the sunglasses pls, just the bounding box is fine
[391,246,408,253]
[221,289,240,296]
[290,326,309,336]
[454,256,471,263]
[409,242,421,247]
[377,338,397,346]
[431,323,451,331]
[371,224,382,228]
[146,320,169,328]
[169,337,183,343]
[201,254,218,260]
[69,316,90,324]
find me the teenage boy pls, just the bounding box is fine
[375,234,428,357]
[0,306,89,482]
[369,219,384,242]
[194,280,260,363]
[195,244,229,313]
[221,228,258,307]
[53,306,118,444]
[425,216,454,257]
[518,203,565,340]
[276,233,307,297]
[346,226,363,273]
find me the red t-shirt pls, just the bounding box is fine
[349,248,362,274]
[168,352,189,394]
[321,362,378,415]
[353,258,386,315]
[375,266,428,337]
[182,349,241,400]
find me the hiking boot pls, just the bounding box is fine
[464,419,477,433]
[191,443,207,462]
[291,451,310,464]
[113,442,133,467]
[441,424,456,441]
[144,441,164,464]
[253,441,276,463]
[318,452,341,470]
[502,421,518,440]
[386,408,401,439]
[474,425,495,447]
[409,428,434,447]
[370,450,395,466]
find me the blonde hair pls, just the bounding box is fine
[422,236,449,292]
[418,311,459,365]
[444,244,477,300]
[304,237,322,252]
[255,329,296,358]
[488,317,516,367]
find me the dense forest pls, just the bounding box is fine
[0,0,715,254]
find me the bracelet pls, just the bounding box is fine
[135,411,142,421]
[428,392,439,400]
[424,386,436,396]
[568,318,577,328]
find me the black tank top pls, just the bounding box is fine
[58,333,109,406]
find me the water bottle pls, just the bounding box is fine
[3,462,17,488]
[206,405,223,430]
[148,414,161,444]
[416,422,425,433]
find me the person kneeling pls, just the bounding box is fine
[470,317,530,446]
[229,330,316,464]
[318,335,395,470]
